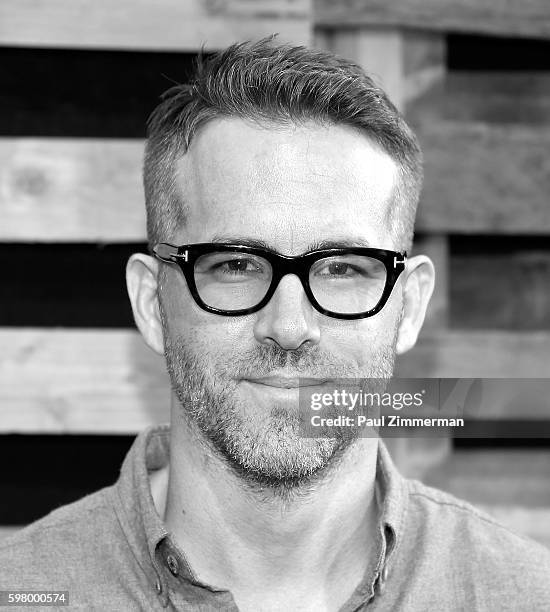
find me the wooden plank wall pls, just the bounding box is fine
[2,0,550,547]
[0,0,310,50]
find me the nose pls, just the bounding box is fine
[253,274,321,350]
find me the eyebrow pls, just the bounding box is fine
[307,238,373,250]
[210,236,273,249]
[210,235,373,252]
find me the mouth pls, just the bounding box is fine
[242,376,329,389]
[238,376,332,414]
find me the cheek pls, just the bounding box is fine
[321,300,402,365]
[326,328,386,365]
[165,303,256,364]
[158,267,188,320]
[160,266,245,337]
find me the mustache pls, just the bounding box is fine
[213,343,358,379]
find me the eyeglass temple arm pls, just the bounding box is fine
[152,243,191,263]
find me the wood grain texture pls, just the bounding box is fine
[409,74,550,233]
[402,32,446,106]
[0,328,170,433]
[398,330,550,420]
[0,0,311,50]
[1,329,549,433]
[326,29,445,109]
[0,138,146,241]
[396,330,550,378]
[416,123,550,233]
[451,249,550,330]
[402,32,445,79]
[329,29,405,109]
[315,0,550,38]
[411,73,550,126]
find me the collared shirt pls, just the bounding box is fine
[1,425,549,611]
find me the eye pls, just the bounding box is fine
[311,256,386,281]
[325,262,353,276]
[315,260,362,278]
[216,258,263,274]
[195,251,272,284]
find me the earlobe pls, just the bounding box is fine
[126,253,165,356]
[395,255,435,355]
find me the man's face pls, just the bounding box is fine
[159,117,403,489]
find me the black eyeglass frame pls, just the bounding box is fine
[153,242,407,320]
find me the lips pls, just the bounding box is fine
[243,376,328,389]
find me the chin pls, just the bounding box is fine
[204,406,357,494]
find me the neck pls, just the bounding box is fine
[152,397,381,607]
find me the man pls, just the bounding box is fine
[1,38,549,611]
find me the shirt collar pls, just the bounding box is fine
[112,425,407,604]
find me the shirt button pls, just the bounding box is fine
[166,554,179,576]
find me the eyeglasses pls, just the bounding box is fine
[153,242,406,320]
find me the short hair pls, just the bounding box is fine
[143,37,423,253]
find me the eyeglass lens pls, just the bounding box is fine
[194,251,388,314]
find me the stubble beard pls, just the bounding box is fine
[162,323,398,498]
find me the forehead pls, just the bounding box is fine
[173,117,398,252]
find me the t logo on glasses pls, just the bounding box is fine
[153,242,406,320]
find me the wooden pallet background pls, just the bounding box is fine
[1,0,549,547]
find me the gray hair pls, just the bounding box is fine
[143,37,423,252]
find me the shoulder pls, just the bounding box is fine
[403,478,550,601]
[0,485,119,587]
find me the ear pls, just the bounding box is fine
[395,254,435,355]
[126,253,165,356]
